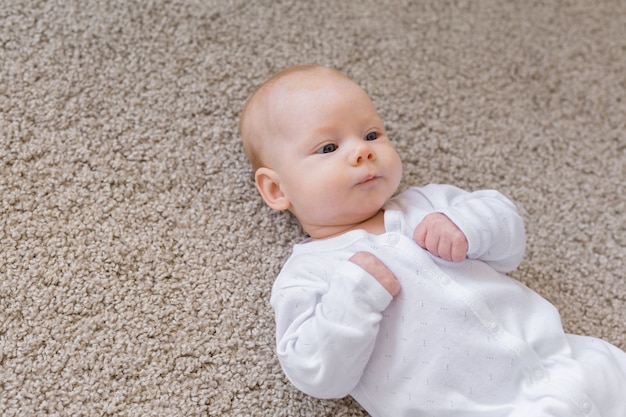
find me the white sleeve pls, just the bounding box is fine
[405,184,526,272]
[270,258,393,399]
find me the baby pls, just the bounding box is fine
[239,64,626,416]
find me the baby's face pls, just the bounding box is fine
[265,70,403,235]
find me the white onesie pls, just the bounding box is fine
[271,184,626,417]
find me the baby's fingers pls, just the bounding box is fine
[433,230,467,262]
[414,213,468,262]
[449,237,469,262]
[413,221,428,248]
[349,252,401,297]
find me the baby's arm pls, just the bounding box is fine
[271,255,396,399]
[408,185,526,272]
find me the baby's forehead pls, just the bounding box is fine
[263,70,375,128]
[269,68,348,97]
[250,67,364,130]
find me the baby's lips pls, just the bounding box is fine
[357,174,380,185]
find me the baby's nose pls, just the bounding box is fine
[352,143,375,165]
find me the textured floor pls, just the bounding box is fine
[1,0,625,415]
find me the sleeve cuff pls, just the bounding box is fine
[335,261,394,312]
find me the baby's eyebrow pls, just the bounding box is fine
[309,125,337,138]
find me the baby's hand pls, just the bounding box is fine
[413,213,468,262]
[349,252,401,297]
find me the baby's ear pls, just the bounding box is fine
[255,167,291,211]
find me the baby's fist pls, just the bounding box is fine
[349,251,401,297]
[414,213,468,262]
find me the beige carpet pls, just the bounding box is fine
[1,0,625,415]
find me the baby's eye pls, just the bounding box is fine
[365,132,378,141]
[317,143,338,154]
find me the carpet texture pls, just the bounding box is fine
[1,0,625,415]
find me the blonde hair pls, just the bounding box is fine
[239,65,348,171]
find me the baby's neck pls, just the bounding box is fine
[356,209,386,235]
[308,210,386,240]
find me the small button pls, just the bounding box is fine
[438,275,451,285]
[387,234,400,245]
[533,368,545,381]
[488,320,500,332]
[579,400,592,414]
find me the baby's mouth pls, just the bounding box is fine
[357,174,380,185]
